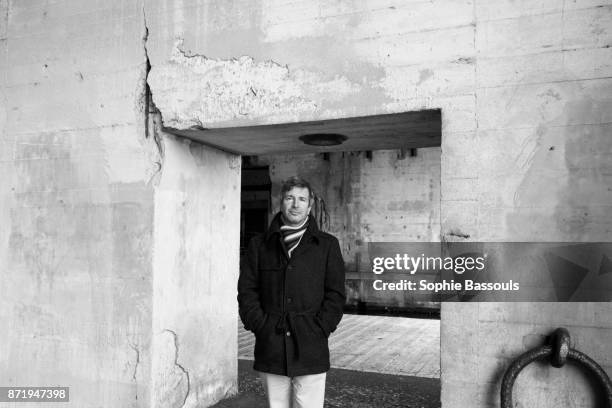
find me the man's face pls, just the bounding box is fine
[281,186,312,226]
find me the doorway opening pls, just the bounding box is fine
[169,110,443,407]
[240,158,272,254]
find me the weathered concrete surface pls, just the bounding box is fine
[1,0,244,406]
[148,43,361,128]
[0,0,156,407]
[144,0,612,242]
[442,303,612,408]
[143,0,612,407]
[1,0,611,407]
[152,133,241,407]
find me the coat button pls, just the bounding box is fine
[287,265,293,271]
[287,297,292,304]
[286,331,291,337]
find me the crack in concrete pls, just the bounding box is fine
[3,1,9,40]
[142,6,150,141]
[139,5,164,185]
[446,230,471,239]
[128,342,140,401]
[472,0,478,131]
[164,329,191,408]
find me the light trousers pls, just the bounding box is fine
[259,371,327,408]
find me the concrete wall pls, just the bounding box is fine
[152,134,241,407]
[443,303,612,407]
[2,0,611,407]
[0,0,156,406]
[145,0,612,406]
[145,0,612,242]
[0,1,241,407]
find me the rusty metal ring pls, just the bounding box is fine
[501,341,612,408]
[550,327,570,368]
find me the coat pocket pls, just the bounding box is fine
[302,314,326,340]
[255,314,275,339]
[298,315,329,364]
[254,314,284,368]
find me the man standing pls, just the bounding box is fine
[238,176,346,408]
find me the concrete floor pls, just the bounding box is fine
[217,315,441,407]
[212,359,441,408]
[239,313,441,378]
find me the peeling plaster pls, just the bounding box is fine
[147,40,364,128]
[164,329,190,408]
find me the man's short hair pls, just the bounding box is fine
[281,176,315,202]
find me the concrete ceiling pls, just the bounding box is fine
[164,110,441,156]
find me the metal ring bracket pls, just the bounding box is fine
[501,328,612,408]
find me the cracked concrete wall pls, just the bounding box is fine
[143,0,612,407]
[0,0,157,407]
[151,133,241,408]
[2,0,611,407]
[1,0,242,406]
[144,0,612,241]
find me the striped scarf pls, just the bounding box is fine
[280,217,309,258]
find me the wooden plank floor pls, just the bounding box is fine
[238,314,440,378]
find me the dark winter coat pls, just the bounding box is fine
[238,213,346,377]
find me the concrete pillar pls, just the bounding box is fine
[151,134,241,407]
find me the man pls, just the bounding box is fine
[238,176,346,408]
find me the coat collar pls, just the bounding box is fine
[265,212,321,244]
